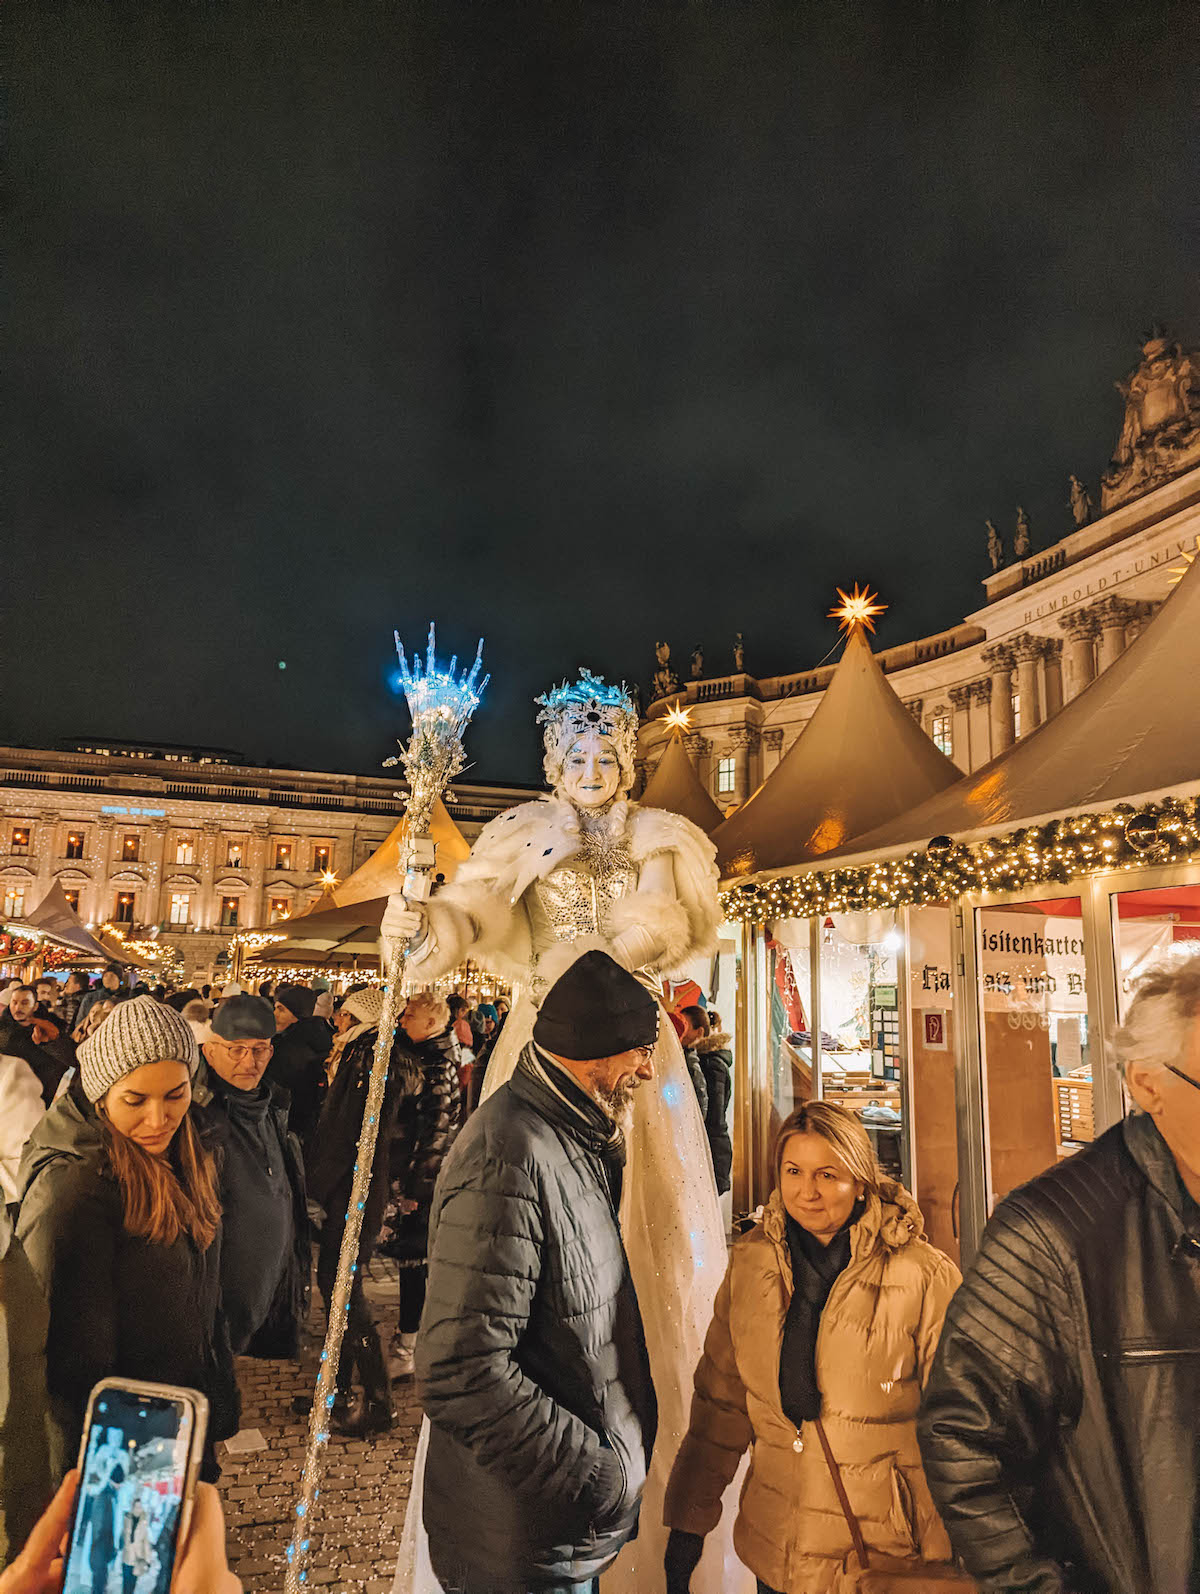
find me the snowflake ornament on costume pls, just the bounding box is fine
[392,671,751,1594]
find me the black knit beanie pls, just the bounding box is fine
[533,950,660,1061]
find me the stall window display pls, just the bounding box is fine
[975,897,1093,1207]
[905,904,959,1260]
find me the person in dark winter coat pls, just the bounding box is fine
[0,1207,52,1566]
[194,994,309,1358]
[265,984,332,1147]
[73,964,125,1030]
[919,957,1200,1594]
[0,988,70,1106]
[417,950,659,1594]
[379,992,458,1378]
[13,998,237,1484]
[669,1010,708,1124]
[679,1006,733,1196]
[306,986,420,1437]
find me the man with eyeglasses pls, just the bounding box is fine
[194,993,309,1358]
[920,957,1200,1594]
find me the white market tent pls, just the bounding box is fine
[639,731,724,833]
[815,548,1200,868]
[712,623,961,879]
[327,797,470,906]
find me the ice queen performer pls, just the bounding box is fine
[386,671,752,1593]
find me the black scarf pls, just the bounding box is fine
[516,1042,626,1205]
[778,1209,856,1429]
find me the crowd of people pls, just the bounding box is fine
[0,961,513,1587]
[1,939,1199,1593]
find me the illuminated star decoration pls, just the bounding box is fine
[829,583,887,635]
[664,702,692,735]
[320,870,339,888]
[1168,535,1200,587]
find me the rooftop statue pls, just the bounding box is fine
[985,518,1004,571]
[1102,331,1200,512]
[1014,506,1032,561]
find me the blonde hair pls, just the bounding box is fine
[403,990,451,1031]
[771,1100,883,1194]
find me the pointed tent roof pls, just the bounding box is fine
[713,624,961,879]
[640,733,724,833]
[19,881,133,964]
[812,552,1200,866]
[328,797,470,908]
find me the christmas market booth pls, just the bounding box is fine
[0,880,145,979]
[720,559,1200,1264]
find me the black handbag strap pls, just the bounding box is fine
[814,1417,870,1572]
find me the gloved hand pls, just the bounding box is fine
[664,1528,704,1594]
[381,894,426,945]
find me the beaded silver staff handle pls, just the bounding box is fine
[284,625,487,1593]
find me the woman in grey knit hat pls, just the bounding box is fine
[12,996,239,1481]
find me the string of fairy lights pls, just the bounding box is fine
[719,797,1200,922]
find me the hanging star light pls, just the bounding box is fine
[664,701,692,734]
[1168,534,1200,586]
[829,583,887,634]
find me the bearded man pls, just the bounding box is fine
[416,949,659,1594]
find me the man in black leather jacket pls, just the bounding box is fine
[919,959,1200,1594]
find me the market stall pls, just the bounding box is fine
[712,598,961,1218]
[723,557,1200,1261]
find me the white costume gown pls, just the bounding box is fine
[391,796,752,1594]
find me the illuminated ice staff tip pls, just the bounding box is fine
[393,624,489,719]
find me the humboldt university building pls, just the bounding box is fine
[638,331,1200,798]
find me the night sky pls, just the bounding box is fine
[5,2,1199,785]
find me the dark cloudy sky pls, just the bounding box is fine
[5,1,1199,784]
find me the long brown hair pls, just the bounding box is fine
[102,1112,221,1250]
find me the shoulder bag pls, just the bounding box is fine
[813,1418,977,1594]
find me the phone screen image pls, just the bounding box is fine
[63,1387,193,1594]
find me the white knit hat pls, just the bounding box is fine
[77,996,200,1103]
[341,986,385,1028]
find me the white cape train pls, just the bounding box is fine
[391,994,752,1594]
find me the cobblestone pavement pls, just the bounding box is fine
[219,1257,418,1593]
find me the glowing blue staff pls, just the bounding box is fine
[285,623,487,1594]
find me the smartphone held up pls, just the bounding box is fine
[61,1380,207,1594]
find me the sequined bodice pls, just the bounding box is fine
[529,812,636,952]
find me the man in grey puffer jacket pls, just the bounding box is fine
[417,950,659,1594]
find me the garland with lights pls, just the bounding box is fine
[720,797,1200,922]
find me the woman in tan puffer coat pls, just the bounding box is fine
[664,1101,961,1594]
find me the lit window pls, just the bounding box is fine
[62,889,80,913]
[121,834,140,862]
[931,713,952,758]
[10,828,30,854]
[275,843,293,870]
[3,885,26,918]
[1012,691,1022,739]
[269,897,290,922]
[175,837,195,865]
[220,896,240,928]
[227,841,243,868]
[716,757,736,795]
[169,893,190,926]
[114,892,135,924]
[65,832,85,859]
[313,844,331,872]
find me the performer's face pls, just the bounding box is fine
[561,735,622,807]
[778,1132,862,1244]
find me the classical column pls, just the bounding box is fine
[967,678,993,769]
[1041,636,1064,718]
[633,758,650,799]
[726,727,759,805]
[981,643,1016,754]
[1010,632,1045,736]
[760,727,784,777]
[1125,599,1159,646]
[198,822,220,931]
[1092,595,1138,672]
[905,698,923,722]
[1057,608,1100,701]
[685,733,712,790]
[147,819,169,929]
[948,684,973,768]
